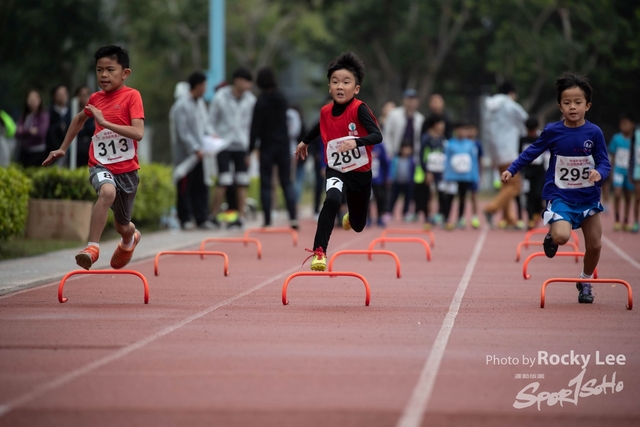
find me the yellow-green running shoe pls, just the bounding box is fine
[303,247,327,271]
[342,212,351,230]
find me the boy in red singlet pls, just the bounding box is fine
[43,45,145,270]
[295,52,382,271]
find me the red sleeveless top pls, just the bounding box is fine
[319,98,375,173]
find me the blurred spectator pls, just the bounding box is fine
[16,89,49,167]
[369,141,390,227]
[519,117,546,230]
[0,109,17,166]
[209,67,256,228]
[389,141,416,221]
[74,86,94,167]
[384,89,425,157]
[426,93,453,139]
[170,72,214,230]
[483,81,528,228]
[289,105,307,204]
[378,101,397,130]
[47,85,71,166]
[420,114,447,226]
[249,67,297,228]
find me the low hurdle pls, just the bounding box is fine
[282,271,370,306]
[58,270,149,304]
[368,237,431,261]
[244,227,298,247]
[199,237,262,259]
[515,240,579,262]
[380,228,435,248]
[540,278,632,310]
[522,252,597,280]
[154,251,229,276]
[328,250,401,278]
[524,227,580,248]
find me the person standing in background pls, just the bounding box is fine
[369,141,390,227]
[47,85,71,166]
[16,89,49,167]
[170,72,214,230]
[483,81,529,228]
[209,67,256,228]
[425,93,452,139]
[519,118,546,230]
[384,89,425,158]
[608,113,636,231]
[289,105,307,205]
[74,86,95,167]
[249,67,297,229]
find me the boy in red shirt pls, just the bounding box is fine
[43,46,145,270]
[295,52,382,271]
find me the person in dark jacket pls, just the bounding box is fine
[16,89,50,167]
[47,85,71,166]
[249,67,298,228]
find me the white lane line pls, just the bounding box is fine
[0,233,368,418]
[602,234,640,271]
[396,229,487,427]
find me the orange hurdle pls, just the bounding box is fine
[282,271,370,306]
[368,237,431,261]
[328,250,401,278]
[58,270,149,304]
[540,278,632,310]
[199,237,262,259]
[154,251,229,276]
[244,227,298,247]
[380,228,435,248]
[524,227,580,248]
[515,240,579,262]
[522,252,598,280]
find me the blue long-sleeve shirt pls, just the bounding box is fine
[507,120,611,204]
[371,143,390,185]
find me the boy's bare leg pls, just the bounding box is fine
[580,214,602,276]
[549,220,572,246]
[115,221,135,244]
[623,188,632,225]
[89,183,117,242]
[210,186,226,218]
[237,186,247,220]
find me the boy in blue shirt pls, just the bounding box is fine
[608,113,635,231]
[502,73,611,304]
[442,122,479,230]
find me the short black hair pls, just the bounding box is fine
[256,67,277,90]
[498,81,516,95]
[232,67,253,81]
[425,114,444,130]
[327,51,365,85]
[525,117,539,130]
[50,84,68,100]
[619,112,635,123]
[95,45,130,69]
[452,121,466,130]
[188,72,207,90]
[555,72,592,104]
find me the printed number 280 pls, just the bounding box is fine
[331,148,361,167]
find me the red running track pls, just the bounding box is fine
[0,212,639,427]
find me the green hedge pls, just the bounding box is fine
[24,164,175,227]
[0,167,32,240]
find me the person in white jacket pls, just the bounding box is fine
[209,67,256,228]
[383,89,425,158]
[483,81,529,228]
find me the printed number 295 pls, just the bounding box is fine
[559,167,589,181]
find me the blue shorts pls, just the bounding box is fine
[543,199,603,230]
[470,180,479,192]
[612,171,635,191]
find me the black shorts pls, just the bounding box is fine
[217,150,249,187]
[89,165,139,225]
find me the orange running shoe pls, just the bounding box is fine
[110,229,141,269]
[75,245,100,270]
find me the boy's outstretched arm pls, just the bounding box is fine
[86,105,144,141]
[42,111,88,166]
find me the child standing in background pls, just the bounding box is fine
[442,123,479,230]
[466,123,483,229]
[369,142,390,227]
[389,141,416,221]
[608,113,635,231]
[420,114,447,227]
[519,118,547,229]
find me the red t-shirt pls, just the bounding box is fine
[320,98,374,173]
[84,86,145,174]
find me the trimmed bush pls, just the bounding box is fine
[133,163,175,226]
[24,167,96,201]
[0,167,32,240]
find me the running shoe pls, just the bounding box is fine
[75,245,100,270]
[290,219,299,230]
[613,222,622,231]
[456,218,466,229]
[227,218,244,229]
[303,247,327,271]
[422,222,432,231]
[543,232,558,258]
[342,212,351,230]
[471,216,480,229]
[576,282,594,304]
[632,222,639,234]
[516,220,525,230]
[445,222,456,231]
[110,229,141,269]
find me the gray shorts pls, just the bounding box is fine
[89,165,139,225]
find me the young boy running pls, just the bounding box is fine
[502,73,611,304]
[43,45,145,270]
[295,52,382,271]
